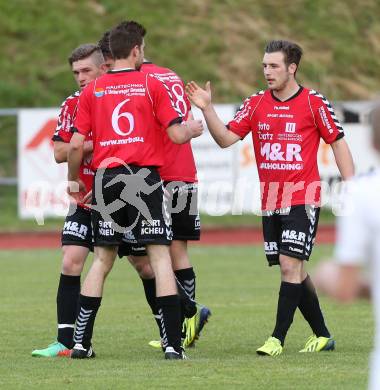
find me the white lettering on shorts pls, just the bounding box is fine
[281,230,306,246]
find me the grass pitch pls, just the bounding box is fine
[0,245,371,389]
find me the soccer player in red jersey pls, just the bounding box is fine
[31,44,108,357]
[118,60,211,349]
[186,40,355,356]
[67,21,203,360]
[101,31,209,350]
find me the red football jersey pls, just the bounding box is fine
[228,87,344,210]
[52,91,94,203]
[73,69,182,170]
[141,62,197,182]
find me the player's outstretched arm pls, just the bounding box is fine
[331,138,355,180]
[186,81,240,148]
[167,119,204,144]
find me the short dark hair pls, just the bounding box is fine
[265,40,303,68]
[110,21,146,60]
[98,30,113,60]
[68,44,104,66]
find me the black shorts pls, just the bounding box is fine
[92,165,172,247]
[117,181,200,258]
[164,181,200,241]
[61,205,93,249]
[262,204,320,266]
[117,241,147,258]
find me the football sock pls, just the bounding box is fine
[175,278,197,319]
[175,267,196,300]
[56,274,80,349]
[141,277,163,338]
[175,267,197,320]
[298,275,331,338]
[272,281,303,345]
[156,294,181,353]
[73,294,101,348]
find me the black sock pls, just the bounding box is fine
[56,274,80,349]
[175,268,196,300]
[298,275,331,338]
[156,295,181,353]
[272,281,303,345]
[141,278,163,338]
[73,294,102,348]
[175,268,197,324]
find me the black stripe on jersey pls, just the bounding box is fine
[52,134,65,142]
[309,90,344,131]
[334,132,345,141]
[168,117,183,127]
[107,69,137,74]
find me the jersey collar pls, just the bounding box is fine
[270,85,304,102]
[108,68,138,74]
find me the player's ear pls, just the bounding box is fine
[131,45,139,58]
[100,63,109,73]
[288,63,297,76]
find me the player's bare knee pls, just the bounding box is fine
[138,262,154,279]
[170,240,191,270]
[130,256,154,279]
[93,247,117,275]
[279,255,303,282]
[61,246,88,275]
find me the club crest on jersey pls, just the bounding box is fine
[285,122,296,133]
[94,88,105,98]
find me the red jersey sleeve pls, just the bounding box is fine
[73,82,93,137]
[309,90,344,144]
[227,92,264,139]
[52,92,79,143]
[146,74,183,128]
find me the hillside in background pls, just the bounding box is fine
[1,0,380,107]
[1,0,380,177]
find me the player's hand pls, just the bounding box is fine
[186,81,212,110]
[82,190,93,206]
[67,179,87,203]
[183,119,204,139]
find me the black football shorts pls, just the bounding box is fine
[61,204,93,249]
[117,181,200,258]
[164,181,200,241]
[262,204,320,266]
[91,165,172,247]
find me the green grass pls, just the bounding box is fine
[0,245,371,389]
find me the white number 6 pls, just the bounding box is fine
[111,98,135,136]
